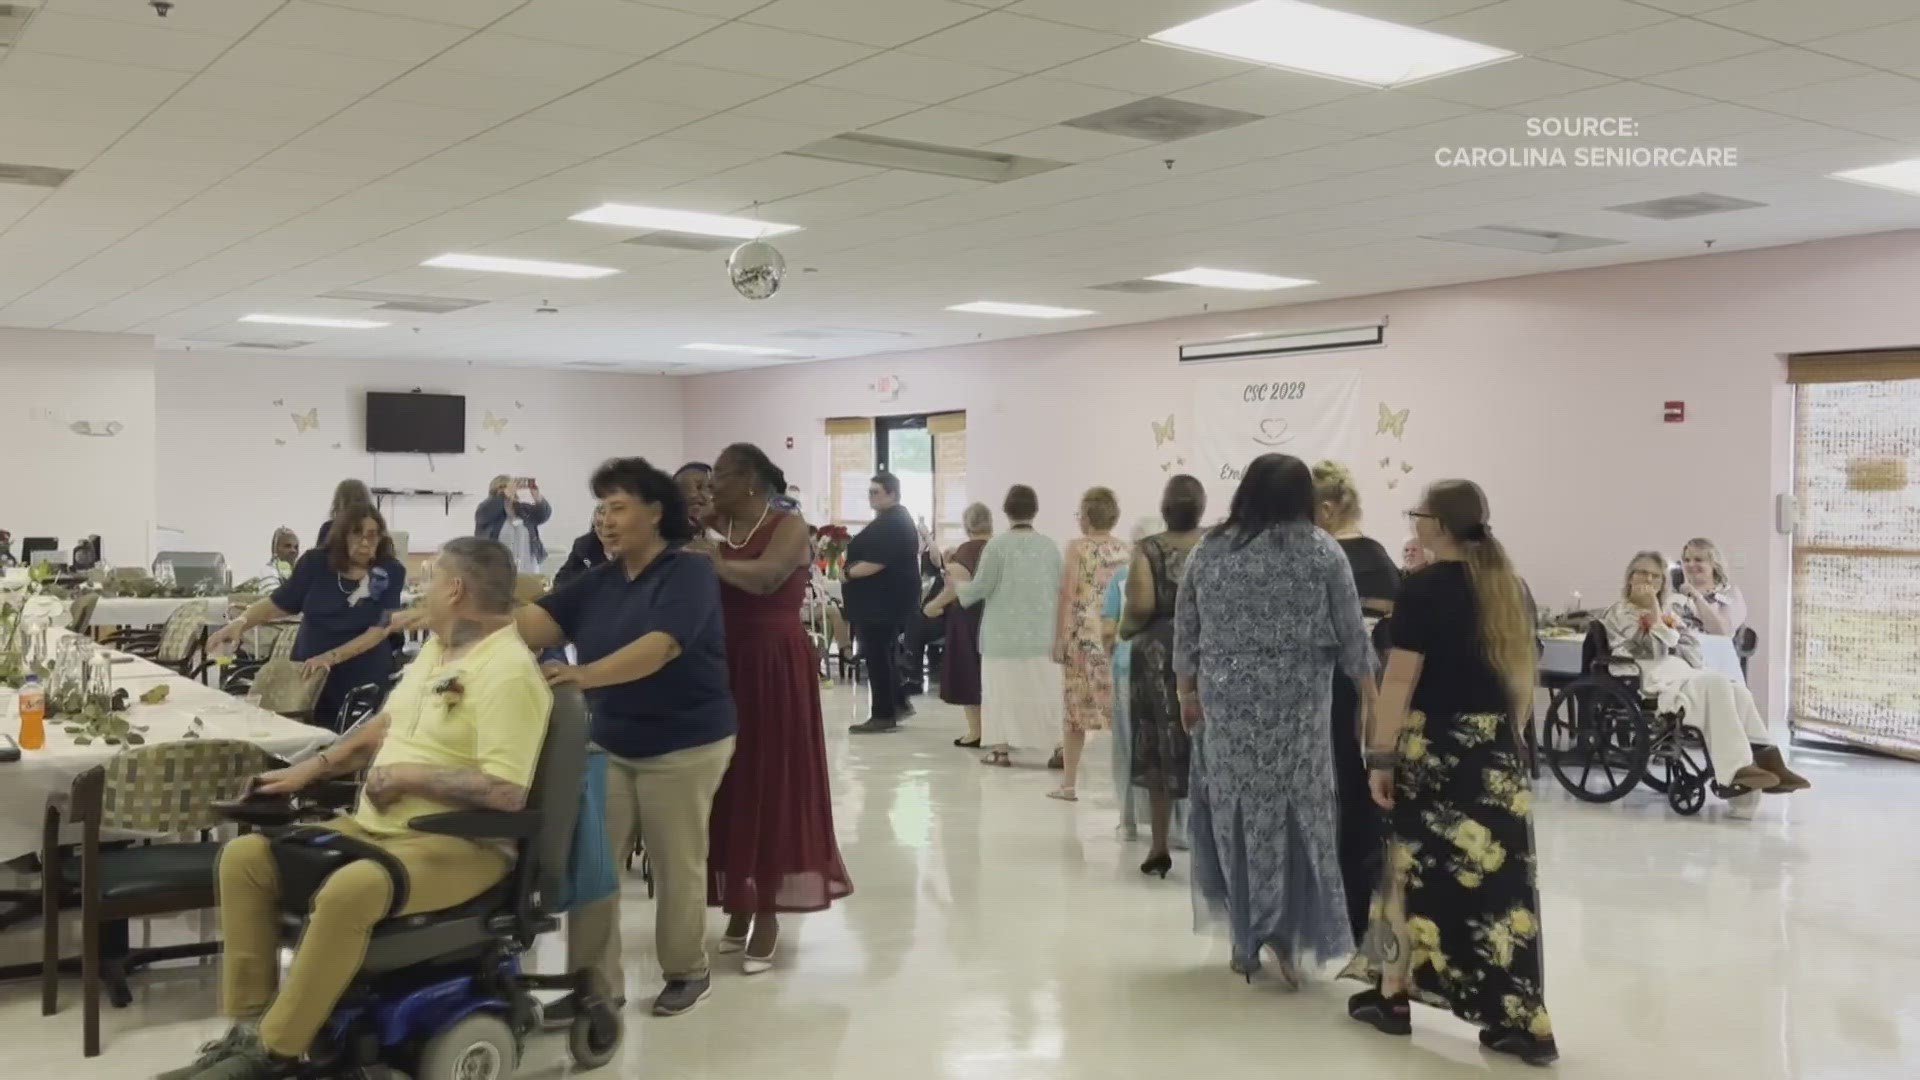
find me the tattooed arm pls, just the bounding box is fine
[364,763,529,812]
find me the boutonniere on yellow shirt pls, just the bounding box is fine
[431,674,467,707]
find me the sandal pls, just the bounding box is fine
[953,735,982,748]
[1479,1028,1559,1066]
[980,751,1011,767]
[1046,788,1078,802]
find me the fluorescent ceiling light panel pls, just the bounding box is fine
[570,204,801,239]
[1831,158,1920,197]
[421,254,619,279]
[947,301,1095,319]
[682,343,804,357]
[1148,0,1514,89]
[239,313,389,329]
[1148,268,1316,291]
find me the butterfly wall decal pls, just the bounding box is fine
[513,443,525,452]
[483,410,509,435]
[68,420,124,438]
[1151,414,1175,447]
[291,407,318,433]
[475,444,487,453]
[1378,456,1391,469]
[274,438,286,446]
[1377,403,1409,439]
[271,398,284,407]
[1401,461,1413,474]
[332,442,342,450]
[514,401,524,409]
[1387,478,1400,489]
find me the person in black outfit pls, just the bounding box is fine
[845,472,921,734]
[898,537,946,700]
[315,478,374,548]
[1313,460,1401,946]
[554,525,607,591]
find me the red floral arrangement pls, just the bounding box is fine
[815,524,852,578]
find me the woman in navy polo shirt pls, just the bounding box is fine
[516,457,736,1020]
[213,503,406,727]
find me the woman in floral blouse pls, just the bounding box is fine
[1051,487,1129,802]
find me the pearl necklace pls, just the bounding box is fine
[724,501,772,550]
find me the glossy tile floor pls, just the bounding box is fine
[3,686,1915,1079]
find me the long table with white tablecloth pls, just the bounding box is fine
[0,630,334,861]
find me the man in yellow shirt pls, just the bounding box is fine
[161,537,550,1080]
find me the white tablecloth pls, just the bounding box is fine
[1540,632,1742,682]
[0,632,334,861]
[89,595,233,629]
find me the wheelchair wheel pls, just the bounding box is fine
[416,1013,516,1080]
[567,1004,622,1071]
[1544,680,1649,803]
[1668,773,1707,816]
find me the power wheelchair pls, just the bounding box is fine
[1541,622,1750,816]
[214,686,622,1079]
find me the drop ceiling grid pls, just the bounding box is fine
[0,0,1913,367]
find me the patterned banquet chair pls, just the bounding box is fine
[40,738,273,1057]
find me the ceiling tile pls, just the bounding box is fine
[985,124,1145,163]
[943,77,1135,124]
[1330,0,1518,18]
[902,12,1128,73]
[667,112,845,153]
[593,60,793,110]
[1520,80,1708,119]
[644,0,774,14]
[743,0,982,47]
[1406,59,1614,108]
[165,77,365,125]
[859,106,1043,146]
[1047,42,1252,96]
[378,68,585,113]
[1804,17,1920,76]
[45,0,283,32]
[1743,72,1920,123]
[1645,47,1872,98]
[429,31,642,83]
[1698,0,1919,43]
[520,91,711,136]
[1285,93,1475,136]
[200,42,418,92]
[490,0,722,55]
[732,85,922,129]
[16,10,233,73]
[304,0,527,26]
[0,117,132,170]
[1003,0,1256,38]
[810,52,1017,103]
[1426,0,1673,52]
[246,2,473,63]
[1175,68,1368,117]
[659,23,876,80]
[1540,20,1774,78]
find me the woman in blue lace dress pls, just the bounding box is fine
[1175,454,1376,986]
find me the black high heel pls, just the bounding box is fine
[1139,852,1172,878]
[953,735,981,748]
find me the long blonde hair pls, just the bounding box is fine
[1681,537,1729,589]
[1424,479,1535,727]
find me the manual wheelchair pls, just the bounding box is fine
[1541,622,1750,816]
[215,686,621,1079]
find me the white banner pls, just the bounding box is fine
[1194,372,1361,496]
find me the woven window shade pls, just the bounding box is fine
[1787,349,1920,384]
[930,412,967,546]
[827,417,876,527]
[1790,378,1920,759]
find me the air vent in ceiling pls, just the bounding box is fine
[1062,97,1260,143]
[0,4,36,47]
[320,289,486,314]
[1089,278,1191,294]
[1606,193,1766,220]
[0,162,71,189]
[787,133,1065,183]
[1423,225,1623,254]
[230,340,312,351]
[622,232,735,252]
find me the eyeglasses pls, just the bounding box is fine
[1404,510,1436,521]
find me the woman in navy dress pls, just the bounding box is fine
[214,503,406,727]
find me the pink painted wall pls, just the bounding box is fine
[682,229,1920,721]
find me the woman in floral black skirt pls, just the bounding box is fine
[1341,479,1557,1067]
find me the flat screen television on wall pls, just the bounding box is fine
[365,391,465,454]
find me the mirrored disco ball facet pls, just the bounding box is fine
[728,240,786,300]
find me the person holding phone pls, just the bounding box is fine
[474,474,552,574]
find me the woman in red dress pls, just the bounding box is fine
[696,442,853,973]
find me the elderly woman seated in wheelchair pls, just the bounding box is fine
[159,538,619,1080]
[1546,550,1808,813]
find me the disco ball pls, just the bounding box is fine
[727,240,786,300]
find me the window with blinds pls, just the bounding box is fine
[827,417,876,528]
[1788,354,1920,760]
[930,412,967,547]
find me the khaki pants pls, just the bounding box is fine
[568,737,734,997]
[218,817,509,1058]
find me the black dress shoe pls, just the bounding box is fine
[849,719,900,734]
[1047,748,1064,770]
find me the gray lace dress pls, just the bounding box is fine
[1174,523,1376,972]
